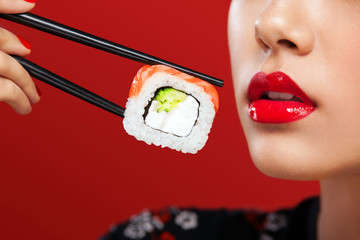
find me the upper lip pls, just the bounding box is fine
[248,71,315,106]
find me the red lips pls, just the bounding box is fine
[248,72,316,123]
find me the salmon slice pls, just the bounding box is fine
[128,65,219,112]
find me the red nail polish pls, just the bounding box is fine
[17,36,32,50]
[35,84,42,97]
[24,0,36,3]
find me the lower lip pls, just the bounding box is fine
[249,100,315,123]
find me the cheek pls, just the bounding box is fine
[228,1,264,70]
[228,1,265,112]
[313,15,360,167]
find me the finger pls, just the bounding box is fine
[0,0,35,14]
[0,27,32,56]
[0,76,32,115]
[0,51,40,103]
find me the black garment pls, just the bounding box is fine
[100,197,319,240]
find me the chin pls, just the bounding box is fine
[248,143,323,181]
[244,127,360,181]
[242,118,336,181]
[237,94,360,181]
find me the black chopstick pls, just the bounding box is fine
[13,55,125,118]
[0,13,224,87]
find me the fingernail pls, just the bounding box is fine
[24,0,36,3]
[35,84,42,97]
[17,36,32,50]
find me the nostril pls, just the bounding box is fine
[277,39,297,48]
[256,35,270,51]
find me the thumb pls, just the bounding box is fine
[0,0,35,14]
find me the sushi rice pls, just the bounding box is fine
[123,65,219,154]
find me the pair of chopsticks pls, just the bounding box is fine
[0,13,224,118]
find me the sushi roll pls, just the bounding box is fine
[123,65,219,154]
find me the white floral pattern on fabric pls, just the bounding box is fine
[123,211,164,239]
[264,213,287,231]
[174,211,198,230]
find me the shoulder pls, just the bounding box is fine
[100,197,319,240]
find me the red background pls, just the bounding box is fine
[0,1,319,239]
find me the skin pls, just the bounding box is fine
[0,0,40,115]
[228,0,360,239]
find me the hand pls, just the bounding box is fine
[0,0,40,115]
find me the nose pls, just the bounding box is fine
[255,0,314,56]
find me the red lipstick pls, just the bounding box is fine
[248,72,315,123]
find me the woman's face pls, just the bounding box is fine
[228,0,360,180]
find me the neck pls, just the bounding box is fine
[318,174,360,240]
